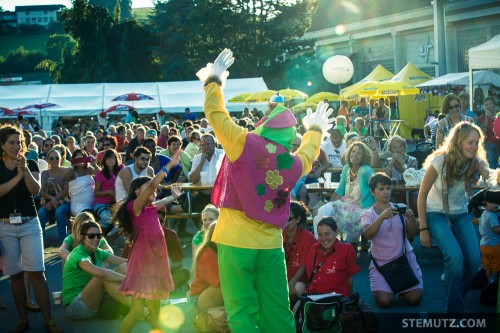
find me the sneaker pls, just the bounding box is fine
[441,273,445,282]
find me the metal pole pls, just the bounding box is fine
[433,0,447,76]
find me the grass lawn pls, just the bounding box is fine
[0,33,50,57]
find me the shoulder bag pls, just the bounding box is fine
[370,214,419,294]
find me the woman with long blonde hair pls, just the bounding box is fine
[418,121,489,313]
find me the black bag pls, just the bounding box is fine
[295,294,343,333]
[371,214,419,294]
[480,273,499,306]
[339,293,378,333]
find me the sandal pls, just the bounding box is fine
[45,320,63,333]
[26,302,40,312]
[11,320,29,333]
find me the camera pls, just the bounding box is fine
[363,137,370,143]
[394,204,407,214]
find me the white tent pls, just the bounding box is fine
[416,70,500,88]
[0,78,268,129]
[468,34,500,106]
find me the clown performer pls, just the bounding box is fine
[196,48,334,332]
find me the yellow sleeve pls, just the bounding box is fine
[296,130,323,177]
[204,82,247,162]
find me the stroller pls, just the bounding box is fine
[407,142,434,169]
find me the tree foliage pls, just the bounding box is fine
[0,47,46,74]
[151,0,318,87]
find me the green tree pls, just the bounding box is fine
[0,47,46,74]
[45,34,76,62]
[151,0,317,86]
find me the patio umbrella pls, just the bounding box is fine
[371,81,420,97]
[245,90,278,103]
[228,92,253,103]
[306,92,340,103]
[278,88,308,101]
[2,107,37,117]
[339,81,379,100]
[291,101,318,112]
[104,104,136,114]
[0,107,12,116]
[112,92,154,101]
[19,103,59,111]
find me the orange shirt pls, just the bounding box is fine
[190,248,220,296]
[338,106,349,117]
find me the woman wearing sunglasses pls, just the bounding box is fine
[62,220,130,320]
[38,149,73,242]
[435,93,474,147]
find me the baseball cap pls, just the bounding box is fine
[145,129,157,138]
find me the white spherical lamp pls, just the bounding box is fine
[322,55,354,84]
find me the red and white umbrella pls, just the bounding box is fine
[112,93,153,101]
[0,107,37,117]
[100,104,136,118]
[19,103,59,111]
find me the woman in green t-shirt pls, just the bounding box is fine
[59,212,113,266]
[62,220,129,320]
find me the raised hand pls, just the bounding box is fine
[196,48,235,87]
[301,102,335,134]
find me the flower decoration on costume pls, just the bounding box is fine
[265,170,283,190]
[276,152,294,170]
[273,190,289,208]
[265,143,277,154]
[264,200,273,212]
[256,184,266,196]
[255,155,270,170]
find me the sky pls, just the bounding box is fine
[0,0,155,11]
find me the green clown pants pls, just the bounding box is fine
[218,244,295,333]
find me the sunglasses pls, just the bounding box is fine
[103,143,112,147]
[86,233,103,240]
[449,104,460,109]
[292,144,300,148]
[49,156,60,161]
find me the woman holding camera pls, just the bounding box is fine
[361,173,422,308]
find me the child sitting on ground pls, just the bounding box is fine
[479,200,500,280]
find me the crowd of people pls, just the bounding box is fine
[0,50,499,332]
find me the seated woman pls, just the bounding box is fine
[69,149,98,216]
[284,201,317,300]
[314,142,375,249]
[295,217,360,297]
[383,135,418,182]
[62,220,130,320]
[59,211,113,266]
[361,173,423,308]
[93,149,123,234]
[192,204,219,256]
[190,222,224,311]
[38,148,73,242]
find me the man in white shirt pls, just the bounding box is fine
[320,128,346,168]
[188,134,224,230]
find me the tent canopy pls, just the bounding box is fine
[391,62,432,86]
[416,70,500,88]
[0,78,268,117]
[340,64,394,98]
[469,34,500,70]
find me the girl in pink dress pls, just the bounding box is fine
[112,151,182,333]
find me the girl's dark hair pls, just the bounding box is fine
[111,176,151,242]
[72,148,88,159]
[100,149,121,179]
[369,172,391,190]
[290,200,310,226]
[79,220,102,236]
[317,216,338,232]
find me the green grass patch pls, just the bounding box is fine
[0,34,50,57]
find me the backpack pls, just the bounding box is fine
[193,306,230,333]
[295,294,343,333]
[480,273,499,306]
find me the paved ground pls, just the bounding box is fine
[1,218,496,333]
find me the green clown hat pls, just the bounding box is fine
[252,104,297,151]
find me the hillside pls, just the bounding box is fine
[0,33,50,57]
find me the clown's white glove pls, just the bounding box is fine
[196,48,235,88]
[302,102,335,134]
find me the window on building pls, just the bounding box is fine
[457,28,487,72]
[31,17,36,22]
[44,17,48,22]
[419,66,436,77]
[37,17,42,22]
[49,17,55,22]
[25,11,30,15]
